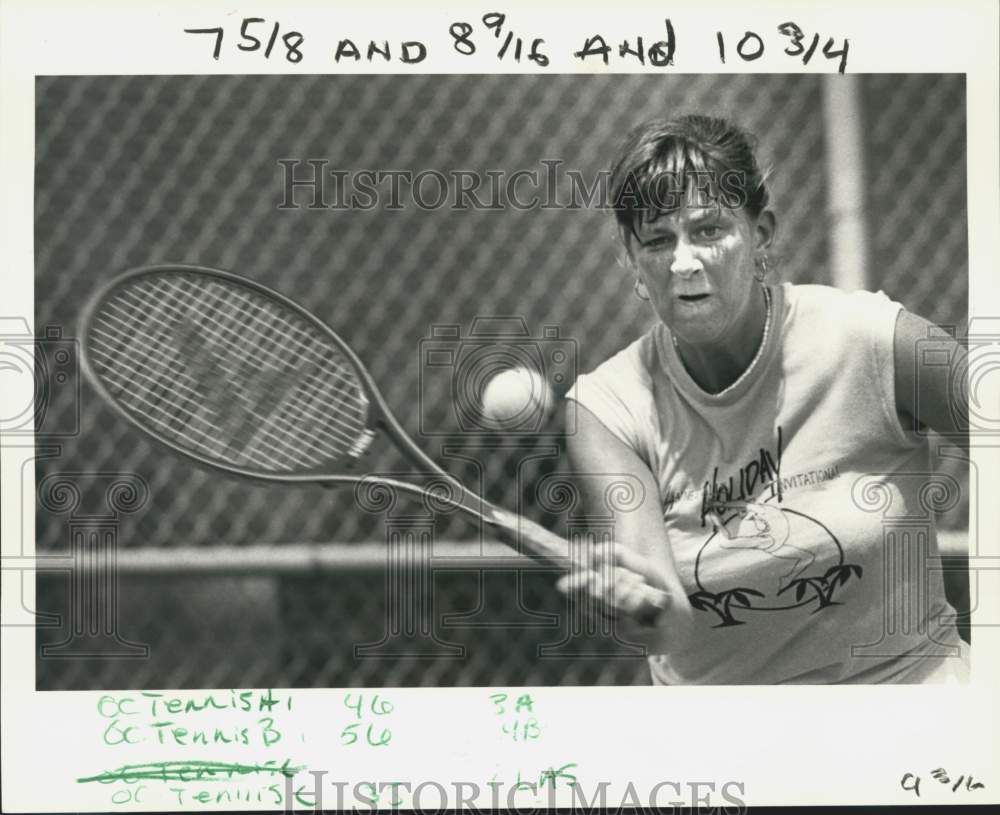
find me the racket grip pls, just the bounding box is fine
[486,507,570,565]
[489,507,668,629]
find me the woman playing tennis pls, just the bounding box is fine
[562,114,969,684]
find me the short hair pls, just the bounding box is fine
[609,115,771,245]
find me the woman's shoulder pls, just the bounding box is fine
[575,324,663,390]
[785,282,900,314]
[783,283,903,338]
[565,326,664,456]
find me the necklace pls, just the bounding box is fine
[671,284,773,395]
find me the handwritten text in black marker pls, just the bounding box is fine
[450,13,549,66]
[717,23,849,73]
[575,19,676,66]
[184,19,304,63]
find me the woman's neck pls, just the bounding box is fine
[673,284,770,395]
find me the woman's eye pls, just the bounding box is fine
[698,225,722,239]
[642,236,673,250]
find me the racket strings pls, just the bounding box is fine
[100,278,361,469]
[86,271,371,473]
[100,288,363,447]
[190,281,370,453]
[147,281,366,446]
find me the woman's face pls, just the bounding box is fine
[630,202,773,348]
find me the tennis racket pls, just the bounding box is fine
[79,264,667,625]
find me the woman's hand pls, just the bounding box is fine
[555,542,679,654]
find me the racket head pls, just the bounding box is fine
[78,266,665,605]
[79,263,390,482]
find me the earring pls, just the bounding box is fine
[753,255,769,282]
[634,280,650,301]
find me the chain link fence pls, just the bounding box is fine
[33,74,968,688]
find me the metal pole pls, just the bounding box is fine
[822,74,870,291]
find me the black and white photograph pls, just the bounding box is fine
[2,2,999,812]
[31,71,972,689]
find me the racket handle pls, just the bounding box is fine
[487,507,667,628]
[486,507,569,565]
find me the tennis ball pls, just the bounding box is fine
[481,366,554,427]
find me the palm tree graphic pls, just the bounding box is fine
[688,587,765,627]
[778,564,863,612]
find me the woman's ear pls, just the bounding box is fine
[755,209,777,252]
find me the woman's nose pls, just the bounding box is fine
[670,240,702,278]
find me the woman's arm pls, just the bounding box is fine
[893,309,969,445]
[561,402,695,653]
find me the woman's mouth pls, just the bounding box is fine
[677,293,710,304]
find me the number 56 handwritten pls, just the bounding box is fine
[341,722,391,747]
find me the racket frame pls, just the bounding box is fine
[79,264,529,537]
[79,264,669,621]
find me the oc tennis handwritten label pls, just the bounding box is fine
[78,690,304,808]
